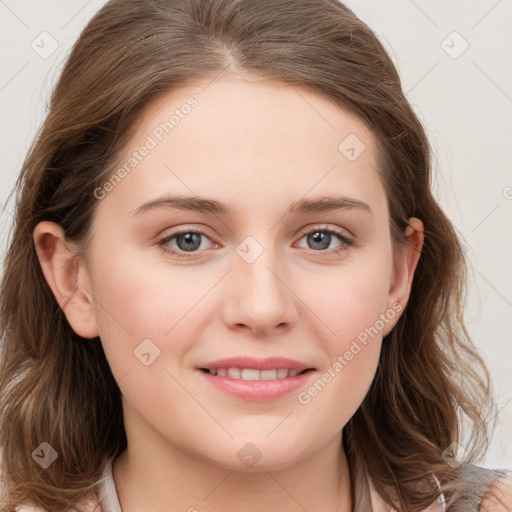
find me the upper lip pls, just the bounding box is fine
[198,356,315,371]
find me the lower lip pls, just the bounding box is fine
[197,369,314,400]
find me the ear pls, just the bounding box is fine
[382,217,424,336]
[33,221,99,339]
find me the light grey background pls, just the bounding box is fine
[1,0,511,468]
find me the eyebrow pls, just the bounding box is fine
[130,194,372,217]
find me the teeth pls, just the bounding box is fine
[241,369,260,380]
[207,368,305,380]
[227,368,241,378]
[260,369,277,380]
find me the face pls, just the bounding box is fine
[37,73,422,472]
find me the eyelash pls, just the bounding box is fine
[157,226,354,259]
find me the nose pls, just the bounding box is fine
[220,240,299,337]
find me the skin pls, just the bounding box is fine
[34,73,426,512]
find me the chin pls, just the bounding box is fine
[199,439,306,473]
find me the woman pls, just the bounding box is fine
[0,0,510,511]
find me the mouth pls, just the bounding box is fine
[198,367,314,380]
[196,357,316,400]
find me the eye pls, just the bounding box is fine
[295,226,354,255]
[157,228,215,258]
[157,225,354,259]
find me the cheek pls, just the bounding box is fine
[294,265,388,430]
[89,233,198,330]
[86,241,222,377]
[300,253,393,350]
[293,249,393,408]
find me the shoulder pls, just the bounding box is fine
[479,475,512,512]
[0,494,48,512]
[2,503,102,512]
[1,484,102,512]
[1,466,103,512]
[1,500,102,512]
[1,458,101,512]
[1,475,43,511]
[6,506,47,512]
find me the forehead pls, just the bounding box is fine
[98,73,386,219]
[136,73,376,156]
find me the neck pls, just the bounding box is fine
[113,410,353,512]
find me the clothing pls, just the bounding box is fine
[98,462,122,512]
[449,463,511,512]
[97,460,510,512]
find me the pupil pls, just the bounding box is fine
[178,233,201,251]
[308,231,330,250]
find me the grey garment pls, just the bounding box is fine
[450,463,510,512]
[351,463,511,512]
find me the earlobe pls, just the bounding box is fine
[33,221,99,339]
[383,217,424,336]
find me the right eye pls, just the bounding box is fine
[157,229,216,258]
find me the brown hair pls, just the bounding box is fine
[0,0,498,510]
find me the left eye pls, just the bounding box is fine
[296,228,353,253]
[157,227,353,258]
